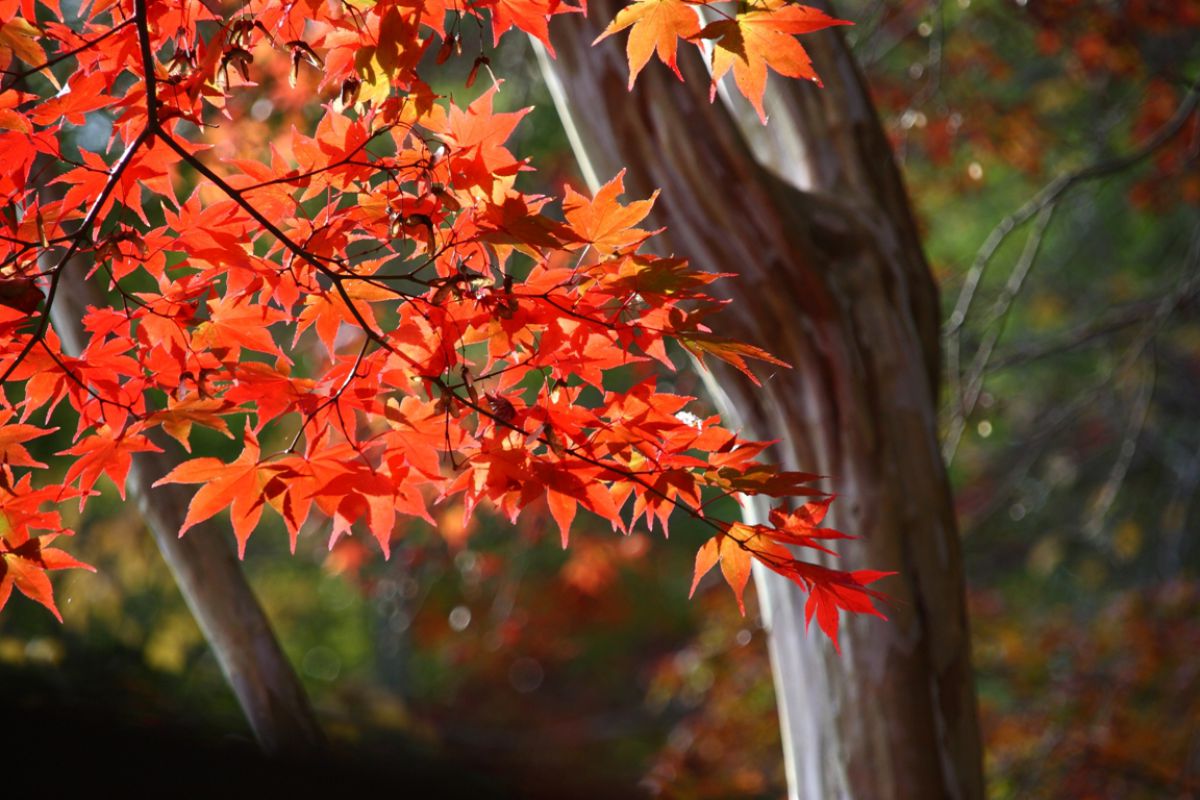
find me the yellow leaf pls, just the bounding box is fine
[0,17,45,68]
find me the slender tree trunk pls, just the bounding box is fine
[49,267,325,756]
[538,4,984,797]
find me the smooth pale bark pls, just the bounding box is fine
[49,269,324,756]
[538,4,984,797]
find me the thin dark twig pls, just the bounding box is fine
[430,374,811,564]
[283,336,372,454]
[0,127,149,386]
[1083,353,1156,545]
[0,18,136,94]
[944,201,1056,462]
[117,0,820,578]
[988,284,1200,372]
[134,0,158,113]
[945,78,1200,411]
[152,130,405,361]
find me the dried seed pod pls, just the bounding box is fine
[485,392,516,423]
[218,47,253,90]
[435,34,456,65]
[229,18,256,47]
[466,56,489,89]
[339,76,361,109]
[285,39,323,87]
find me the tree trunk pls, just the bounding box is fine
[537,4,984,797]
[49,269,325,757]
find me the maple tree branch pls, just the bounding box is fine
[987,283,1200,372]
[234,127,404,193]
[943,200,1057,462]
[126,0,765,578]
[134,0,159,119]
[283,336,372,454]
[944,77,1200,415]
[1082,354,1155,546]
[966,228,1200,532]
[29,0,325,755]
[130,12,702,501]
[35,338,140,415]
[152,130,408,359]
[0,126,148,388]
[0,231,60,247]
[427,374,789,564]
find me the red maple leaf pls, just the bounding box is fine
[0,535,94,622]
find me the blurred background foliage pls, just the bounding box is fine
[3,1,1198,797]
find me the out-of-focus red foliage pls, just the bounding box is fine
[974,581,1200,799]
[866,0,1199,208]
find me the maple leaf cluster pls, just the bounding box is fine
[0,0,882,646]
[597,0,849,120]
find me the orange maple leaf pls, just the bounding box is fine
[59,427,162,504]
[690,532,753,613]
[594,0,701,88]
[562,169,660,257]
[148,396,235,452]
[152,424,269,556]
[485,0,562,56]
[695,1,850,123]
[0,16,46,71]
[679,331,790,386]
[0,417,56,468]
[0,534,94,622]
[192,294,287,360]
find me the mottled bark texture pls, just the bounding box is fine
[50,270,324,757]
[538,4,985,797]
